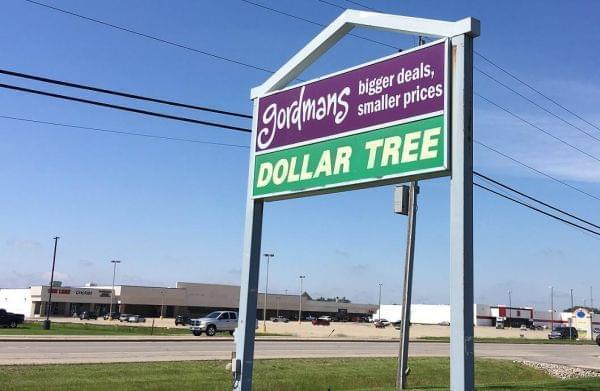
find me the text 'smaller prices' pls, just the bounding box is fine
[253,40,449,199]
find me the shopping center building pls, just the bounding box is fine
[0,281,378,320]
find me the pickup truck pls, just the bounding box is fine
[0,309,25,328]
[190,311,238,336]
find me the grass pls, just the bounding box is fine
[418,336,597,345]
[0,322,190,336]
[1,357,599,390]
[0,322,291,337]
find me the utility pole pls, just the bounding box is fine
[262,253,274,332]
[109,260,121,319]
[591,286,594,313]
[298,275,305,323]
[43,236,60,330]
[508,290,512,328]
[396,181,419,390]
[378,283,383,321]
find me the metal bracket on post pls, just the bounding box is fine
[449,33,475,391]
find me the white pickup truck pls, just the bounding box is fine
[190,311,238,336]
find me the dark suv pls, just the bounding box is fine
[79,311,98,320]
[548,326,578,340]
[175,315,191,326]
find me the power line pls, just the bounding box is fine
[22,0,276,74]
[474,182,600,238]
[0,69,252,119]
[17,0,600,241]
[23,0,599,169]
[3,112,598,239]
[0,82,252,133]
[474,140,600,203]
[252,0,600,166]
[475,51,600,134]
[475,93,600,164]
[339,0,377,10]
[474,171,600,230]
[0,114,250,148]
[475,67,600,143]
[4,67,599,207]
[319,0,600,138]
[240,0,399,50]
[12,3,600,209]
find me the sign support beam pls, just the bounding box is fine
[449,33,475,391]
[234,100,265,391]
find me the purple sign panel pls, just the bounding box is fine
[256,41,447,153]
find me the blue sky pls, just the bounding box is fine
[1,1,599,312]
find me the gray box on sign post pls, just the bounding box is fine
[394,185,410,215]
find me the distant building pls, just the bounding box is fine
[373,304,600,334]
[0,281,377,319]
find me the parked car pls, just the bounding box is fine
[79,311,97,320]
[318,316,333,322]
[175,315,191,326]
[118,313,130,322]
[596,334,600,346]
[190,311,238,336]
[0,309,25,328]
[127,315,146,323]
[312,318,330,326]
[548,326,578,340]
[270,316,289,323]
[374,320,387,328]
[103,312,120,320]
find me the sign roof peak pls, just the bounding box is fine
[251,10,479,99]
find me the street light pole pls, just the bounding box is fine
[298,275,305,323]
[570,288,574,340]
[160,289,165,319]
[262,253,274,332]
[378,283,383,321]
[109,260,121,319]
[508,290,512,328]
[43,236,60,330]
[550,286,554,330]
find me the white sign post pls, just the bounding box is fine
[234,10,479,391]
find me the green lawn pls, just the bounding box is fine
[1,357,598,390]
[0,322,288,337]
[0,322,190,336]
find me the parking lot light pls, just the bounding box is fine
[109,260,121,321]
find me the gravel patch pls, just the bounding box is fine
[517,360,600,379]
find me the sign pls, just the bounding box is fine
[253,40,449,199]
[576,308,588,319]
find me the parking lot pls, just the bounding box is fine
[42,317,557,339]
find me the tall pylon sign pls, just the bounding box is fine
[234,10,479,391]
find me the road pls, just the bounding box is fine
[2,340,600,369]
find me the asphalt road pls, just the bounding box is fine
[2,340,600,369]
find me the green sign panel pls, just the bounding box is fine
[253,115,445,198]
